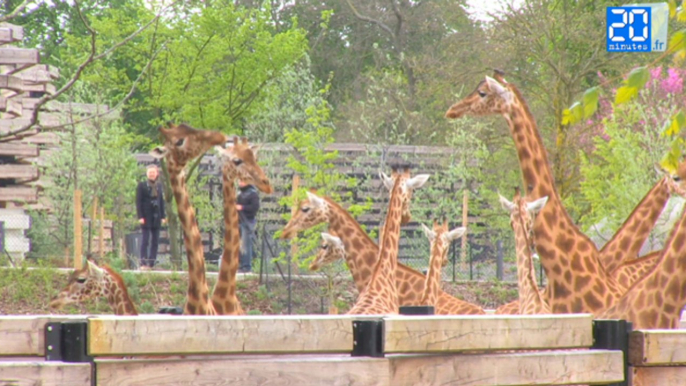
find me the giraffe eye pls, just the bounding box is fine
[232,159,243,166]
[174,138,185,147]
[302,207,310,213]
[675,176,682,182]
[478,90,487,98]
[321,244,329,250]
[76,278,86,284]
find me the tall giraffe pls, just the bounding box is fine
[446,75,625,315]
[210,137,272,315]
[310,233,347,271]
[348,169,428,315]
[50,259,137,315]
[419,220,465,307]
[281,192,486,315]
[500,190,550,314]
[150,122,226,315]
[598,200,686,328]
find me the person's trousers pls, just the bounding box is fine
[239,220,256,271]
[140,226,161,268]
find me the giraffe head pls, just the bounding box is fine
[380,169,431,224]
[309,232,346,270]
[150,122,227,172]
[445,75,515,119]
[421,219,466,267]
[499,191,549,250]
[280,191,332,239]
[213,136,273,194]
[49,259,109,310]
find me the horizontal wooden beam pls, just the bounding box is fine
[0,143,38,157]
[88,315,356,356]
[0,74,23,91]
[14,64,59,84]
[19,132,60,144]
[631,366,686,386]
[0,95,22,116]
[0,186,37,202]
[0,362,91,386]
[383,314,593,353]
[629,330,686,366]
[0,23,24,42]
[0,47,39,65]
[94,350,623,386]
[0,316,88,356]
[0,165,38,179]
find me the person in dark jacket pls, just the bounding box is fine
[237,180,260,273]
[136,164,166,270]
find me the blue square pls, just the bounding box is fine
[607,7,652,52]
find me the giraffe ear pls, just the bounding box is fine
[149,146,168,159]
[380,172,394,191]
[444,227,466,243]
[250,144,261,158]
[526,196,549,215]
[421,223,436,242]
[499,194,516,212]
[406,174,431,190]
[321,232,343,250]
[306,191,326,209]
[485,76,513,103]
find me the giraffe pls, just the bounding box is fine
[598,200,686,328]
[281,192,486,315]
[210,137,272,315]
[150,122,227,315]
[50,259,137,315]
[446,75,626,315]
[419,220,465,307]
[347,169,428,315]
[310,233,347,271]
[500,191,551,314]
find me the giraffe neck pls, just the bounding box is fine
[420,241,445,306]
[599,177,671,273]
[511,213,546,314]
[168,167,214,315]
[599,204,686,328]
[102,267,138,315]
[503,89,623,315]
[211,168,243,315]
[348,180,403,314]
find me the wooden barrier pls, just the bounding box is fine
[628,329,686,386]
[0,362,91,386]
[0,316,86,356]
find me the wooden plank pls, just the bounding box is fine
[19,82,56,95]
[384,314,594,353]
[0,186,37,202]
[88,315,356,356]
[0,48,39,65]
[0,165,38,179]
[0,316,87,356]
[629,330,686,366]
[19,132,60,144]
[0,143,38,157]
[0,23,24,42]
[14,64,59,84]
[0,74,23,91]
[389,350,624,386]
[631,366,686,386]
[96,356,389,386]
[0,362,91,386]
[0,95,22,116]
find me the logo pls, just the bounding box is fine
[607,3,669,52]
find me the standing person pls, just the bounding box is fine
[136,164,166,270]
[237,179,260,273]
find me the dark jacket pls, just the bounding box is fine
[136,180,166,228]
[237,185,260,222]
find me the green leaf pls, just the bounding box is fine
[669,29,686,52]
[669,0,677,18]
[582,87,599,118]
[664,111,686,137]
[660,139,682,174]
[626,67,650,90]
[562,102,583,125]
[614,86,638,105]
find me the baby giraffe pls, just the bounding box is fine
[420,220,466,307]
[310,233,347,271]
[500,190,550,315]
[50,258,138,315]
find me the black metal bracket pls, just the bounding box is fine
[45,321,93,363]
[592,319,632,386]
[351,319,384,358]
[399,306,435,315]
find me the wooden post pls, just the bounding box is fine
[290,174,300,260]
[460,190,469,270]
[99,207,105,258]
[89,197,97,255]
[73,189,83,269]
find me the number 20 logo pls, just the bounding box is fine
[609,8,649,42]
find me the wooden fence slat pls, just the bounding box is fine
[0,48,38,65]
[629,330,686,366]
[0,143,38,157]
[631,366,686,386]
[0,165,38,179]
[88,315,356,356]
[0,362,91,386]
[0,186,37,202]
[384,314,594,353]
[0,316,88,356]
